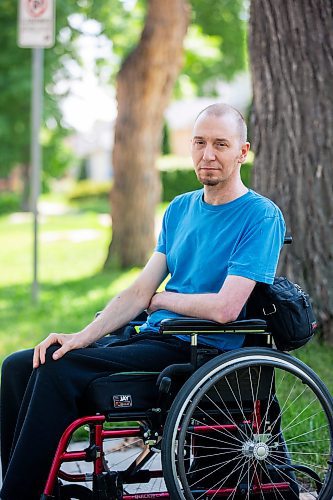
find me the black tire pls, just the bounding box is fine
[59,484,93,499]
[162,348,333,499]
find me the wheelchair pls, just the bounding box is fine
[40,315,333,500]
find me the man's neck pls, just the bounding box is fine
[203,182,248,206]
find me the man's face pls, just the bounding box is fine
[191,114,249,187]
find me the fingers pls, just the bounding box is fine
[33,334,54,368]
[52,340,73,361]
[33,333,67,368]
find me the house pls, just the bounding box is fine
[165,73,251,156]
[68,119,115,181]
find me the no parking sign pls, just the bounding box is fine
[18,0,55,48]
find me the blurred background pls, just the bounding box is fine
[0,0,332,388]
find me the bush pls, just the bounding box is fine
[67,180,113,202]
[241,161,253,188]
[159,155,253,202]
[0,192,20,214]
[161,169,201,201]
[66,157,253,207]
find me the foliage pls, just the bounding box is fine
[65,155,253,206]
[42,126,77,183]
[162,122,171,156]
[0,162,253,215]
[67,179,113,201]
[178,0,247,96]
[159,155,253,201]
[0,192,20,214]
[0,0,248,186]
[161,169,201,202]
[84,0,247,96]
[84,0,145,70]
[240,160,252,187]
[0,0,83,180]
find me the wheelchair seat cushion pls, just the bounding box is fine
[85,372,160,413]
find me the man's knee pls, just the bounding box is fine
[37,345,74,377]
[42,345,66,368]
[1,349,34,379]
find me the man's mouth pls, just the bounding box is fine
[199,166,219,171]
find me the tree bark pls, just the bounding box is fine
[249,0,333,342]
[104,0,190,268]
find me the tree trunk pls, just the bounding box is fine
[249,0,333,342]
[104,0,190,268]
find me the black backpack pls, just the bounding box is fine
[247,277,318,351]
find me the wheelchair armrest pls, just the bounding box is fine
[159,318,268,335]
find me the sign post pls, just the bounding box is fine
[18,0,55,302]
[30,47,44,303]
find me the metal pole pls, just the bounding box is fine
[31,47,44,303]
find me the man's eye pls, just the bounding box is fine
[216,142,227,148]
[194,140,205,146]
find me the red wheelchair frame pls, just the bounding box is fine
[40,319,333,499]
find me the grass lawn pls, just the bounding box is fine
[0,207,141,360]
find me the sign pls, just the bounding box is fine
[18,0,55,48]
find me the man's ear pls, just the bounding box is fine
[239,142,250,164]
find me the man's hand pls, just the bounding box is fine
[33,332,88,368]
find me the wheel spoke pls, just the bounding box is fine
[264,453,319,497]
[162,351,333,500]
[193,400,249,446]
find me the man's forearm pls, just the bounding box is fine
[78,286,150,345]
[33,252,168,365]
[149,275,256,324]
[150,291,234,323]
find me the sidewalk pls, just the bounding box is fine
[0,449,318,499]
[0,440,165,495]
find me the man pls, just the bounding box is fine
[0,103,285,499]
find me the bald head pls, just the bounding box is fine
[195,103,247,145]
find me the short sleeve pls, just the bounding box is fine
[155,205,170,254]
[227,214,286,284]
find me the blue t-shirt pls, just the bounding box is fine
[140,189,286,350]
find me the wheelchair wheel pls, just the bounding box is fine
[59,484,92,499]
[162,347,333,499]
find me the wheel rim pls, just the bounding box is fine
[169,354,333,499]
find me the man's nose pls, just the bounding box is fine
[202,145,216,161]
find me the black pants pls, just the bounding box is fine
[0,334,190,500]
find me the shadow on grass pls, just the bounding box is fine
[0,268,139,360]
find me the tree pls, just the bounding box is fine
[185,0,247,94]
[105,0,190,268]
[103,0,249,268]
[89,0,247,96]
[0,0,85,206]
[249,0,333,342]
